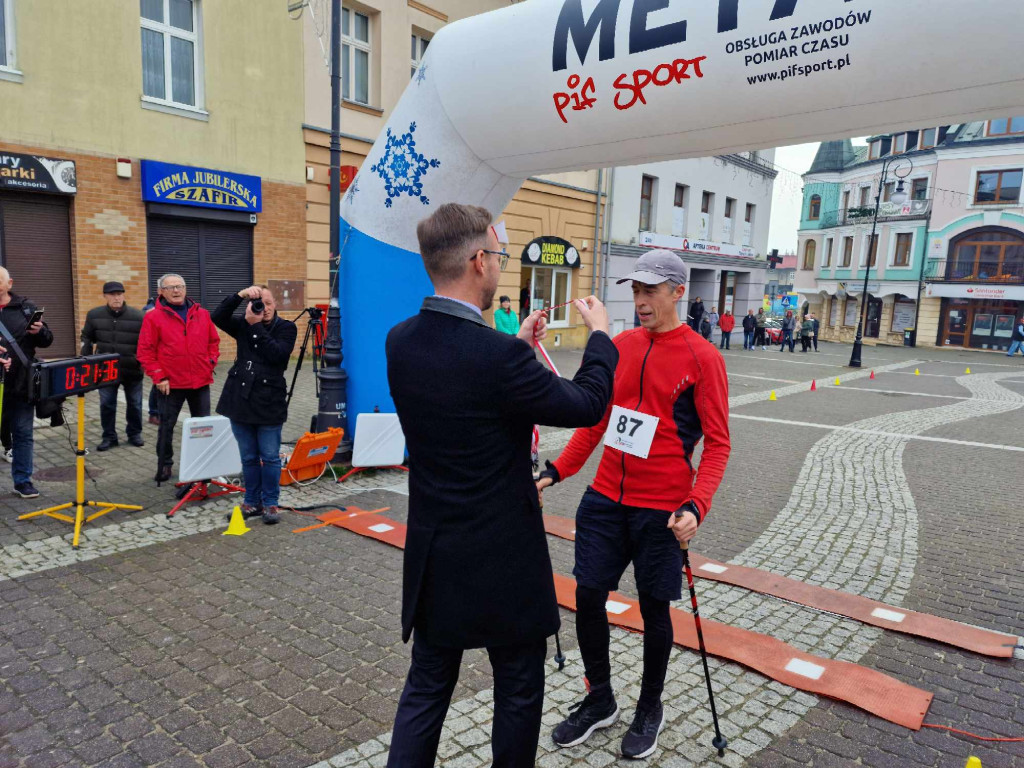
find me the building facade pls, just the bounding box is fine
[795,121,1023,350]
[300,0,604,349]
[0,0,307,357]
[601,153,775,335]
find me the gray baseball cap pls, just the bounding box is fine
[616,249,688,286]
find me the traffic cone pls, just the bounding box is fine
[914,368,921,375]
[810,380,816,391]
[769,391,777,401]
[965,367,971,374]
[965,757,982,768]
[834,377,841,386]
[223,506,251,536]
[869,370,875,380]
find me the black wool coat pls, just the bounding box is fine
[0,293,54,399]
[386,296,618,649]
[212,294,297,426]
[80,305,145,380]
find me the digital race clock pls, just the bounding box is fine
[30,354,121,402]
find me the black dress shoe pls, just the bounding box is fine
[96,439,118,452]
[127,435,145,447]
[154,464,173,483]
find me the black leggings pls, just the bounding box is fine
[576,585,674,708]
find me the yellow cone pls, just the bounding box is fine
[223,505,251,536]
[914,368,920,375]
[965,367,971,374]
[769,391,777,401]
[965,757,982,768]
[834,377,841,386]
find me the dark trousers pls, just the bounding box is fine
[148,385,159,417]
[753,328,766,347]
[156,386,211,468]
[719,332,732,350]
[779,330,795,351]
[800,335,811,352]
[98,378,143,442]
[812,333,819,351]
[387,635,547,768]
[6,398,35,485]
[743,329,755,349]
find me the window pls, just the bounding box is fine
[975,169,1022,205]
[893,134,907,154]
[868,140,881,160]
[639,175,655,231]
[141,0,202,108]
[842,190,850,211]
[919,127,938,150]
[673,184,686,208]
[1,0,15,71]
[823,237,833,267]
[808,194,821,220]
[525,267,573,328]
[802,240,816,270]
[863,234,878,267]
[947,229,1024,281]
[841,236,853,267]
[745,203,755,223]
[701,191,712,214]
[724,197,735,219]
[883,182,894,203]
[893,233,913,267]
[987,117,1024,137]
[342,8,371,104]
[411,33,429,78]
[858,186,871,207]
[911,178,928,201]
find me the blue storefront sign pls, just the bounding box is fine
[140,160,261,212]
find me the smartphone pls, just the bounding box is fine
[28,308,44,326]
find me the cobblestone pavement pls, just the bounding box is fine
[2,343,1023,767]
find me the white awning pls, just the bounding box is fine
[846,281,919,298]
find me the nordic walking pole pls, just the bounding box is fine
[537,339,566,671]
[676,516,727,757]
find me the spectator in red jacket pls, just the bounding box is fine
[137,274,220,483]
[718,310,735,350]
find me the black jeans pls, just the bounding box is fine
[98,378,143,441]
[387,635,547,768]
[719,332,732,350]
[812,333,819,350]
[753,328,766,347]
[156,386,211,468]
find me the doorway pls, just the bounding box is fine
[866,296,883,338]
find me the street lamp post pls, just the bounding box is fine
[848,155,912,368]
[316,0,352,455]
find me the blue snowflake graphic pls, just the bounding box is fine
[370,122,441,208]
[416,64,428,85]
[345,176,360,203]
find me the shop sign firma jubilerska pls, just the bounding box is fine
[522,236,581,268]
[141,160,262,212]
[0,153,77,195]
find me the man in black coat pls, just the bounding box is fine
[687,296,705,332]
[212,285,297,525]
[81,281,146,451]
[0,266,54,499]
[385,204,617,768]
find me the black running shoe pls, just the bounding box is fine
[552,694,619,748]
[621,701,664,759]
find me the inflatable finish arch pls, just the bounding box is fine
[337,0,1024,430]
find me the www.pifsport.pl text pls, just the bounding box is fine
[747,54,851,85]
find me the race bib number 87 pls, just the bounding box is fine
[604,405,659,460]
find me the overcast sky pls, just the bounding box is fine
[767,138,867,255]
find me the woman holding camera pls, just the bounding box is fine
[212,286,297,525]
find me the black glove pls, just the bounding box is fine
[675,500,701,525]
[538,460,560,485]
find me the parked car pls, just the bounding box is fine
[764,318,784,345]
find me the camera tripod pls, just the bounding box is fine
[287,307,326,428]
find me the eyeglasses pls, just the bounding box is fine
[161,284,186,292]
[470,249,510,272]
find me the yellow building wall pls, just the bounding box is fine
[1,0,305,184]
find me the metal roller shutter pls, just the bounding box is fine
[0,194,76,358]
[147,216,253,313]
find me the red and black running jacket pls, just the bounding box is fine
[551,323,730,519]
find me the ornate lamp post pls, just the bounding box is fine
[848,155,913,368]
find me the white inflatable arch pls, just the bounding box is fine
[337,0,1024,428]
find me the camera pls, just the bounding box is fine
[251,298,265,313]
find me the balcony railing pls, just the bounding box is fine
[815,199,932,228]
[924,259,1024,283]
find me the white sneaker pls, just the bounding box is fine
[2,448,12,463]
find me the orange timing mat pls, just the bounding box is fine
[542,514,1017,659]
[325,508,933,730]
